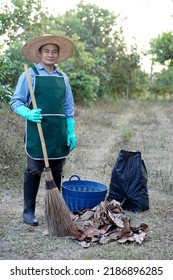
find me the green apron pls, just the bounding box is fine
[25,67,70,160]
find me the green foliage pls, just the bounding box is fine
[0,0,53,44]
[0,0,149,104]
[59,38,100,102]
[108,45,147,98]
[150,32,173,66]
[121,124,133,141]
[0,43,28,87]
[0,55,13,105]
[63,1,118,51]
[0,84,13,105]
[60,1,145,99]
[0,43,29,105]
[152,67,173,98]
[69,70,99,103]
[149,32,173,98]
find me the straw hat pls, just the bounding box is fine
[21,34,75,63]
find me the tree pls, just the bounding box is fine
[60,38,100,103]
[149,32,173,99]
[0,0,147,104]
[0,54,13,105]
[0,0,54,45]
[0,0,54,105]
[151,67,173,98]
[61,1,119,51]
[58,1,145,98]
[150,32,173,66]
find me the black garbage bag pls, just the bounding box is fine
[107,150,149,212]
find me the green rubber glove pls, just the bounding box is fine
[16,105,42,123]
[66,118,77,151]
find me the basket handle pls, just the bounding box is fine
[69,175,81,181]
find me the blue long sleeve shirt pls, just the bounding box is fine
[10,63,74,118]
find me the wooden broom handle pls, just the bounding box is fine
[24,64,50,168]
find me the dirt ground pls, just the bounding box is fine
[0,99,173,260]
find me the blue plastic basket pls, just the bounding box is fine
[62,175,108,212]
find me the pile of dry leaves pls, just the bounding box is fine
[72,199,148,248]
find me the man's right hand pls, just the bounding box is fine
[16,105,42,123]
[26,109,42,123]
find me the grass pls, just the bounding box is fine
[0,98,173,260]
[120,124,133,141]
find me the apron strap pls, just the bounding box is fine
[32,65,64,77]
[32,66,39,75]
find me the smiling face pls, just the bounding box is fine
[38,44,59,72]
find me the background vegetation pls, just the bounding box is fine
[1,0,173,105]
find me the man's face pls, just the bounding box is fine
[38,44,59,66]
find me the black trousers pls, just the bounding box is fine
[25,156,66,175]
[24,156,66,191]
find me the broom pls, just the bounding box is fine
[24,64,80,237]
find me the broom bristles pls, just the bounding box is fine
[44,168,81,237]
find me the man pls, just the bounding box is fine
[10,34,76,226]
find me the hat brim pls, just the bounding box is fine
[21,35,75,63]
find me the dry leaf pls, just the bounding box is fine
[133,232,147,244]
[91,236,100,243]
[80,241,91,248]
[108,211,124,228]
[42,229,49,236]
[117,236,129,243]
[80,210,94,221]
[139,223,148,231]
[127,236,135,242]
[99,235,110,244]
[121,217,131,234]
[108,230,121,241]
[72,200,148,248]
[79,226,101,241]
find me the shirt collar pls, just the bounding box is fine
[36,63,61,74]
